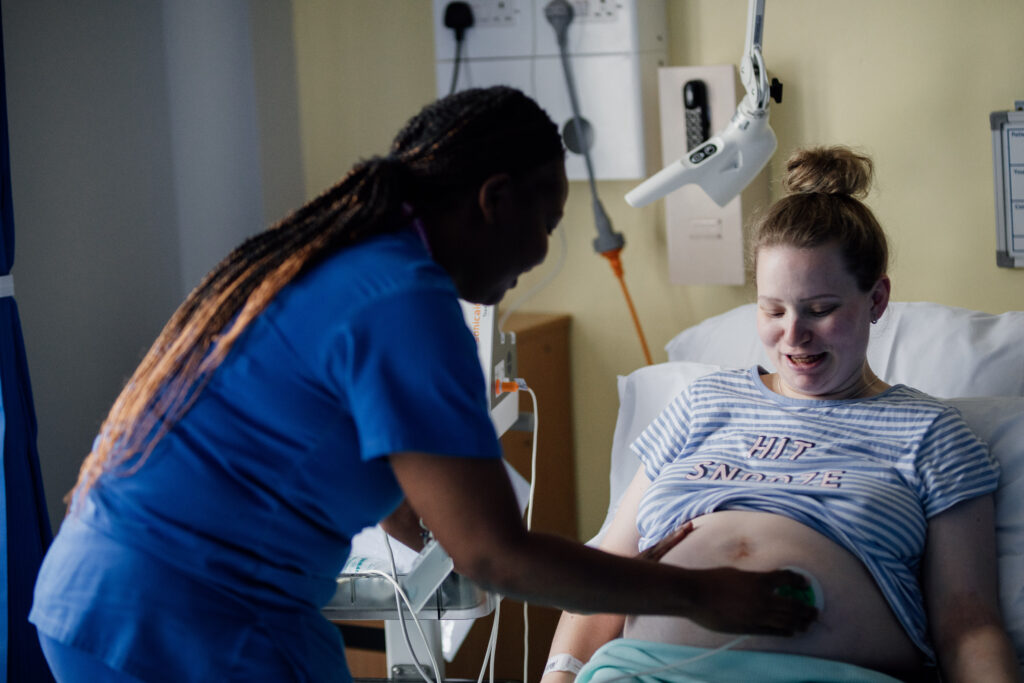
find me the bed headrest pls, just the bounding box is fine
[664,302,1024,398]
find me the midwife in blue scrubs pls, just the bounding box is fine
[30,86,815,682]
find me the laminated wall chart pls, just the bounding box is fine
[991,104,1024,267]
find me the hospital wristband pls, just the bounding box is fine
[543,654,584,677]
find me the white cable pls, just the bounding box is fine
[474,384,540,683]
[382,534,435,683]
[499,225,567,330]
[380,531,441,683]
[490,603,498,683]
[521,386,539,683]
[382,533,426,680]
[596,635,751,683]
[522,387,540,532]
[365,567,443,683]
[476,597,503,683]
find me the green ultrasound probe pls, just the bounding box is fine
[778,566,825,610]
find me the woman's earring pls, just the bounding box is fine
[871,317,878,324]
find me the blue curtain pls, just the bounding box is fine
[0,5,56,682]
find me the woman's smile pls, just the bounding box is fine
[756,243,888,400]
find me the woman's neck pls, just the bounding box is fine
[767,368,889,401]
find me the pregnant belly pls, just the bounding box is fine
[623,510,924,678]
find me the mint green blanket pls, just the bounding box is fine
[577,638,904,682]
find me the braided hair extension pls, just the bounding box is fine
[69,86,563,507]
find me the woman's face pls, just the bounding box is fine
[755,243,888,400]
[462,159,568,305]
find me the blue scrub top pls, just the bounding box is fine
[31,229,503,682]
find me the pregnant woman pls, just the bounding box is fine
[542,146,1018,683]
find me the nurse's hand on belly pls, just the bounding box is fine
[636,521,695,562]
[666,564,819,637]
[634,518,817,637]
[624,510,924,678]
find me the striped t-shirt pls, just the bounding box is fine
[631,366,1000,661]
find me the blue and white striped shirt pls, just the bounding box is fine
[631,367,1000,661]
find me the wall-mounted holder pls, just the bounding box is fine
[657,65,769,285]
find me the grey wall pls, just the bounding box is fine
[249,1,305,236]
[2,0,303,530]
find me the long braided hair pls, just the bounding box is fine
[69,86,564,506]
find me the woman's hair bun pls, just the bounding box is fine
[782,145,873,199]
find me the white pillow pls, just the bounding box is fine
[591,361,722,545]
[871,303,1024,398]
[663,304,769,370]
[602,362,1024,666]
[949,397,1024,667]
[664,302,1024,399]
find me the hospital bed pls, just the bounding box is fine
[597,301,1024,672]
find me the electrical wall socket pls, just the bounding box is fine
[566,0,623,22]
[433,0,533,60]
[465,0,522,27]
[433,0,666,181]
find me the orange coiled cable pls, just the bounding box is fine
[600,247,653,366]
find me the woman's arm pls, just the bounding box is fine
[923,495,1020,682]
[389,452,814,628]
[540,467,657,682]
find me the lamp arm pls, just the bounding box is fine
[739,0,769,112]
[623,0,777,209]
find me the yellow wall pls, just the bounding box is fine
[293,0,1024,539]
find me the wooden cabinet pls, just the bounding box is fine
[339,312,577,682]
